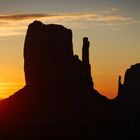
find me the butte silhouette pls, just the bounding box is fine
[0,21,140,139]
[24,21,95,96]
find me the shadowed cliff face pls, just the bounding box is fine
[24,21,94,96]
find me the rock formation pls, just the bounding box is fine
[24,20,94,96]
[117,63,140,111]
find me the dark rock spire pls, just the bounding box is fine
[117,75,123,98]
[82,37,90,64]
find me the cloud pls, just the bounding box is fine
[0,14,49,20]
[0,13,132,22]
[0,12,138,37]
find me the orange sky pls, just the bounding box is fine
[0,0,140,99]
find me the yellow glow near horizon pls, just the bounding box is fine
[0,82,25,99]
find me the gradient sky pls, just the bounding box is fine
[0,0,140,99]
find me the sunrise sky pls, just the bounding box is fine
[0,0,139,99]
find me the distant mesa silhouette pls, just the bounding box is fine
[117,63,140,111]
